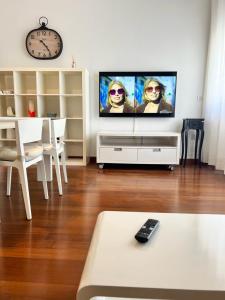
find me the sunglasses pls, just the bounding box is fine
[145,86,161,93]
[109,88,124,96]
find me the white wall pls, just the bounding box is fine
[0,0,210,156]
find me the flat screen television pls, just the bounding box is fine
[99,71,177,117]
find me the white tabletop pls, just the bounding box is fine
[77,211,225,300]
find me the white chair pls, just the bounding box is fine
[43,118,68,195]
[0,119,48,220]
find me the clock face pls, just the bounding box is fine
[26,28,63,59]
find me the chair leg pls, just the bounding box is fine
[17,162,32,220]
[53,152,63,195]
[6,166,12,196]
[61,150,68,183]
[38,159,49,200]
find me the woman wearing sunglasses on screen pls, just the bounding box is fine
[102,81,134,113]
[136,78,172,113]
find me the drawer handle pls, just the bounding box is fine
[114,148,122,151]
[153,148,161,152]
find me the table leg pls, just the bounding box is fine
[184,130,188,167]
[181,129,185,165]
[195,129,199,164]
[198,129,204,167]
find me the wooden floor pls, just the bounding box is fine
[0,163,225,299]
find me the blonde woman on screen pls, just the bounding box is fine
[136,78,172,113]
[102,81,134,113]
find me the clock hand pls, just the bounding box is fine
[40,39,51,56]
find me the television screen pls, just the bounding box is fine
[99,72,177,117]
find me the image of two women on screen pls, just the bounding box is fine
[100,76,176,114]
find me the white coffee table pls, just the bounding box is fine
[77,211,225,300]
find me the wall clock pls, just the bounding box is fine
[26,17,63,60]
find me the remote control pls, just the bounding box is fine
[135,219,159,243]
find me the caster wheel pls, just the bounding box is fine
[168,165,175,171]
[98,164,104,169]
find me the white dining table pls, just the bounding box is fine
[0,117,53,181]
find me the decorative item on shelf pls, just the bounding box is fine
[25,16,63,60]
[47,112,57,119]
[28,100,36,117]
[6,106,15,117]
[1,90,14,95]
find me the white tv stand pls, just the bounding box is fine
[96,131,181,170]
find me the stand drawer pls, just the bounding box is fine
[138,148,177,164]
[99,147,137,162]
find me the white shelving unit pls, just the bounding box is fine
[0,68,89,166]
[97,131,180,170]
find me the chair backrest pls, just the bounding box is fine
[51,118,66,147]
[16,119,43,157]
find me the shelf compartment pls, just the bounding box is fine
[0,95,15,116]
[65,119,83,140]
[37,95,60,118]
[61,95,83,118]
[65,141,83,160]
[14,71,36,94]
[142,136,178,147]
[100,136,142,147]
[60,71,82,94]
[15,95,37,117]
[0,140,16,148]
[0,128,16,140]
[99,136,178,147]
[37,71,59,94]
[0,71,14,94]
